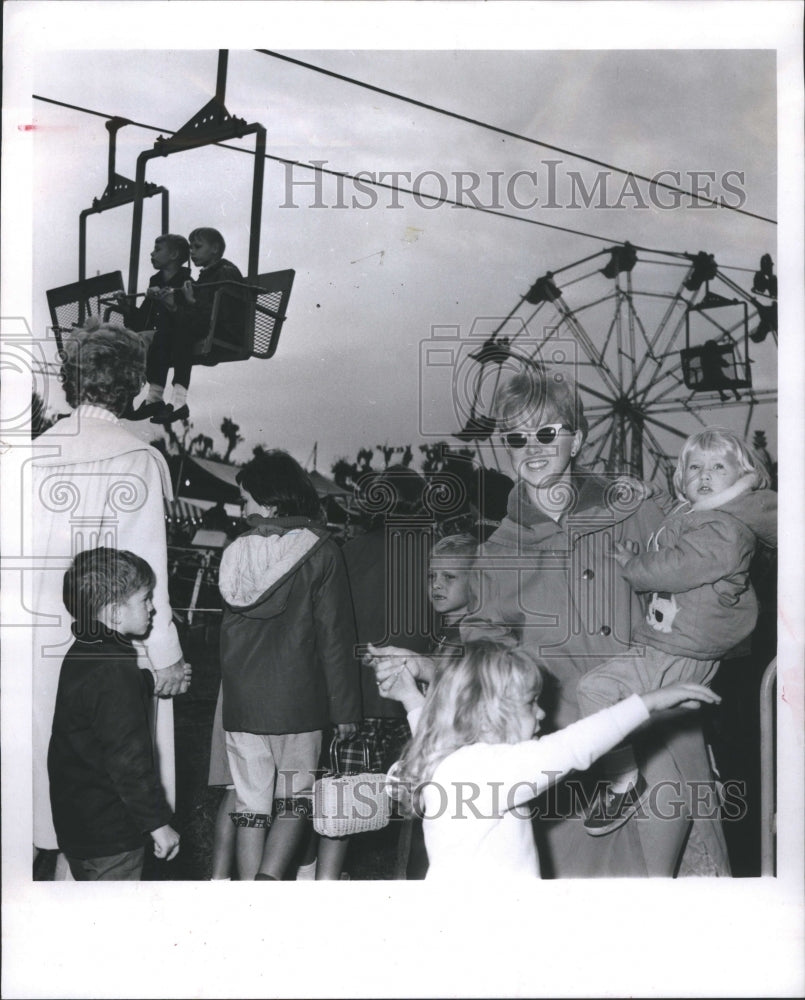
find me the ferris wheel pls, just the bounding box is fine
[456,242,778,487]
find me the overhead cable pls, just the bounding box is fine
[31,93,768,268]
[254,49,776,227]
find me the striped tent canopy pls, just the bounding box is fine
[163,496,206,525]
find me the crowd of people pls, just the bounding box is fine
[32,304,777,882]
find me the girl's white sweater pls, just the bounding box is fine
[408,694,649,880]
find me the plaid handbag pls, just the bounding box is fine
[334,727,384,774]
[313,734,390,837]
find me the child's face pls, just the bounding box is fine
[189,235,219,269]
[114,587,155,638]
[428,562,471,615]
[512,687,546,741]
[150,241,177,271]
[682,447,743,502]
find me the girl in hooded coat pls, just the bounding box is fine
[218,450,361,880]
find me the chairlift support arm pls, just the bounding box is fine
[128,50,265,293]
[79,116,169,285]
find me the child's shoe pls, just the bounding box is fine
[584,773,648,837]
[129,399,167,421]
[151,404,189,425]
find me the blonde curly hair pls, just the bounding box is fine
[394,640,543,816]
[59,319,146,416]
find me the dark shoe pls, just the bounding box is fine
[127,400,167,421]
[584,773,648,837]
[151,404,189,425]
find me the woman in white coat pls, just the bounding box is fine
[30,322,190,869]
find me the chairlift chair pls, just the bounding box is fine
[46,271,126,352]
[192,269,295,365]
[45,52,294,368]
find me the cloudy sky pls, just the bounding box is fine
[23,31,783,479]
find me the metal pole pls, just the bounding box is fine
[215,50,229,106]
[79,211,89,288]
[128,153,149,295]
[106,118,120,187]
[759,657,777,876]
[249,126,267,280]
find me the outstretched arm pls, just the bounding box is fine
[496,684,722,809]
[641,682,721,714]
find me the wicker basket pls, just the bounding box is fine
[313,736,391,837]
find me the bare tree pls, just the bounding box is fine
[356,448,374,472]
[189,433,216,458]
[332,458,360,489]
[221,418,244,463]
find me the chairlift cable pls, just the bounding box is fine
[29,94,630,247]
[31,94,769,270]
[254,49,777,227]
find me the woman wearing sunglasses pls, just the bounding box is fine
[475,363,730,877]
[370,361,730,879]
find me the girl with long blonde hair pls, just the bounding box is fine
[375,639,720,880]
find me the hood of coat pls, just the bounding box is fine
[651,477,777,554]
[495,473,651,547]
[218,517,327,610]
[679,475,776,548]
[707,486,777,548]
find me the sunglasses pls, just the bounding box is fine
[502,423,571,449]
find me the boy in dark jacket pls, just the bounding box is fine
[115,233,193,423]
[164,225,245,415]
[48,548,180,880]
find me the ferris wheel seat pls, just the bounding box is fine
[680,342,751,393]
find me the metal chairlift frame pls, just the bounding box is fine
[127,50,265,293]
[46,271,126,353]
[125,50,294,365]
[49,51,293,366]
[46,117,169,351]
[80,117,169,285]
